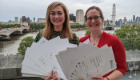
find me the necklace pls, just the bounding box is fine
[90,32,102,45]
[91,39,99,45]
[90,34,100,45]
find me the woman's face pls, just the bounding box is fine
[86,9,104,31]
[50,5,65,28]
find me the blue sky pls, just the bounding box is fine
[0,0,140,22]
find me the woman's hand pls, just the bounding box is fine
[41,70,53,80]
[78,75,106,80]
[52,70,61,80]
[90,75,107,80]
[41,70,61,80]
[79,78,84,80]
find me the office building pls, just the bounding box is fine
[133,15,135,23]
[69,14,76,22]
[76,9,84,25]
[22,16,26,22]
[15,17,18,23]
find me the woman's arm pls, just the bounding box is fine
[90,70,123,80]
[105,70,123,80]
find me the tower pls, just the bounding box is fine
[22,16,26,22]
[133,15,135,23]
[27,17,30,24]
[76,9,84,25]
[33,17,35,23]
[111,4,116,26]
[15,17,18,23]
[20,18,22,22]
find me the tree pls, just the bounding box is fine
[114,24,140,51]
[17,36,34,55]
[85,29,91,36]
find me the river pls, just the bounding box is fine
[0,30,114,55]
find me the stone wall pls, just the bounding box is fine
[0,54,36,80]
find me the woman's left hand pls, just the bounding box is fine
[90,75,106,80]
[52,70,61,80]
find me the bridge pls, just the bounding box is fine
[0,27,30,40]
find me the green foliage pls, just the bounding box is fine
[17,36,34,55]
[0,24,21,28]
[30,23,45,29]
[114,24,140,51]
[85,29,91,36]
[70,24,86,29]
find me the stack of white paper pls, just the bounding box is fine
[21,36,77,80]
[21,36,117,80]
[56,43,117,80]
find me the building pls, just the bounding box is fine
[38,18,46,24]
[30,20,32,23]
[133,15,135,23]
[69,14,76,22]
[123,17,127,24]
[15,17,18,23]
[8,21,16,24]
[76,9,84,25]
[135,16,139,23]
[124,17,127,22]
[131,19,133,23]
[119,19,122,24]
[111,4,116,26]
[20,18,22,22]
[21,22,28,27]
[22,16,26,22]
[33,17,35,23]
[69,21,79,26]
[26,17,30,24]
[0,22,5,24]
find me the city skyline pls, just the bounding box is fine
[0,0,140,22]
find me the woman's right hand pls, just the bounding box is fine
[52,70,61,80]
[41,70,61,80]
[41,71,53,80]
[79,78,84,80]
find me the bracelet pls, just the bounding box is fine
[106,77,109,80]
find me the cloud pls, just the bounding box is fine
[0,0,140,22]
[91,0,104,3]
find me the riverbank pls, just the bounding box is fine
[0,30,115,55]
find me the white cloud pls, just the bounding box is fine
[0,0,140,22]
[91,0,104,3]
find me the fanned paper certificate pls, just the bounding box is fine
[21,37,116,80]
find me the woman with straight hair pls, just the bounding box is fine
[34,1,78,80]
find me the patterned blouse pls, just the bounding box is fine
[34,31,79,45]
[34,31,79,80]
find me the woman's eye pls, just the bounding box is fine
[58,13,62,15]
[51,13,55,15]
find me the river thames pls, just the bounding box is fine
[0,30,115,55]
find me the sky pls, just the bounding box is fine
[0,0,140,22]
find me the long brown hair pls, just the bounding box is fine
[42,2,72,40]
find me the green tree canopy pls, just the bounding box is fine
[85,29,91,36]
[114,24,140,51]
[30,23,45,29]
[17,36,34,55]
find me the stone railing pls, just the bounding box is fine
[0,54,36,80]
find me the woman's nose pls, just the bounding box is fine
[91,18,95,22]
[54,14,59,18]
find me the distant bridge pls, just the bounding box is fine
[0,27,30,40]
